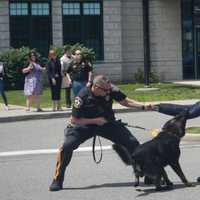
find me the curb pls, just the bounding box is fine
[0,107,140,123]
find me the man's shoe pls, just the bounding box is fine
[49,180,63,191]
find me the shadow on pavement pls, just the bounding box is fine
[136,181,200,197]
[63,181,134,190]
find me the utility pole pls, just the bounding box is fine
[143,0,150,87]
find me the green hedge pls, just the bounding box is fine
[0,44,95,90]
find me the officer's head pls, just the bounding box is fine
[92,75,111,96]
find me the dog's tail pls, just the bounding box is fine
[112,144,132,165]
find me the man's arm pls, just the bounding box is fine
[70,116,107,126]
[119,97,148,110]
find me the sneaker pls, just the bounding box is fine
[49,180,63,192]
[4,105,9,111]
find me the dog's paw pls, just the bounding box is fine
[156,185,173,191]
[185,182,195,187]
[165,184,174,190]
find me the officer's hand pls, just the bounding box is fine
[95,117,107,126]
[144,104,153,111]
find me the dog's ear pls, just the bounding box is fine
[162,110,188,137]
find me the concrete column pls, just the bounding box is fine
[94,0,122,81]
[52,0,63,46]
[121,0,144,82]
[149,0,182,81]
[0,0,10,52]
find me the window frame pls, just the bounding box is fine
[62,0,104,60]
[9,0,52,56]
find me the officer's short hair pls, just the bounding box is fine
[93,75,110,87]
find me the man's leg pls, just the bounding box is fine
[157,103,190,117]
[49,125,95,191]
[157,102,200,119]
[65,87,71,107]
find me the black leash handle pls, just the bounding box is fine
[92,135,103,164]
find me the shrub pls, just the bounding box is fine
[51,43,96,64]
[0,47,45,90]
[0,44,95,90]
[134,68,159,83]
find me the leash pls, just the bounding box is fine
[116,120,151,131]
[92,135,103,164]
[92,120,159,164]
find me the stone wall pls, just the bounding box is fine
[52,0,63,46]
[0,0,10,52]
[149,0,182,81]
[95,0,123,81]
[121,0,144,82]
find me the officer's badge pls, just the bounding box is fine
[74,97,83,108]
[105,95,110,101]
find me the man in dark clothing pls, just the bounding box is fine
[154,102,200,119]
[49,75,152,191]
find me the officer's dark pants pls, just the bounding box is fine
[65,87,71,107]
[158,101,200,119]
[53,122,139,183]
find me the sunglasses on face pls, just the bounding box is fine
[96,85,110,92]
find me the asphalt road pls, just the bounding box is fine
[1,111,200,200]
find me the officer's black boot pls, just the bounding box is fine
[49,146,70,191]
[49,179,63,191]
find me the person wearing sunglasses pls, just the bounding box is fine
[49,75,152,191]
[66,49,93,97]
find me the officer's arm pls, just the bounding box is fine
[70,116,107,126]
[119,97,145,110]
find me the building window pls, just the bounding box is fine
[62,1,103,60]
[31,3,50,16]
[10,3,28,16]
[83,3,100,15]
[63,3,80,15]
[9,1,52,56]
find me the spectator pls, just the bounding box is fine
[22,52,45,112]
[47,50,62,111]
[0,61,8,110]
[66,49,93,96]
[60,47,72,108]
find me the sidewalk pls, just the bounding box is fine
[0,99,200,123]
[1,80,200,123]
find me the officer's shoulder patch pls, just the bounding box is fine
[74,96,83,108]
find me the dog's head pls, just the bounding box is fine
[162,110,188,138]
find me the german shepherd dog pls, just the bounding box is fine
[113,111,193,191]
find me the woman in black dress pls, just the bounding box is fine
[47,50,62,111]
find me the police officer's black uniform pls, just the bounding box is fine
[66,60,93,96]
[50,85,139,191]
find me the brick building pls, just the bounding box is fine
[0,0,199,81]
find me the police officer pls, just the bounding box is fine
[66,48,93,96]
[49,75,152,191]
